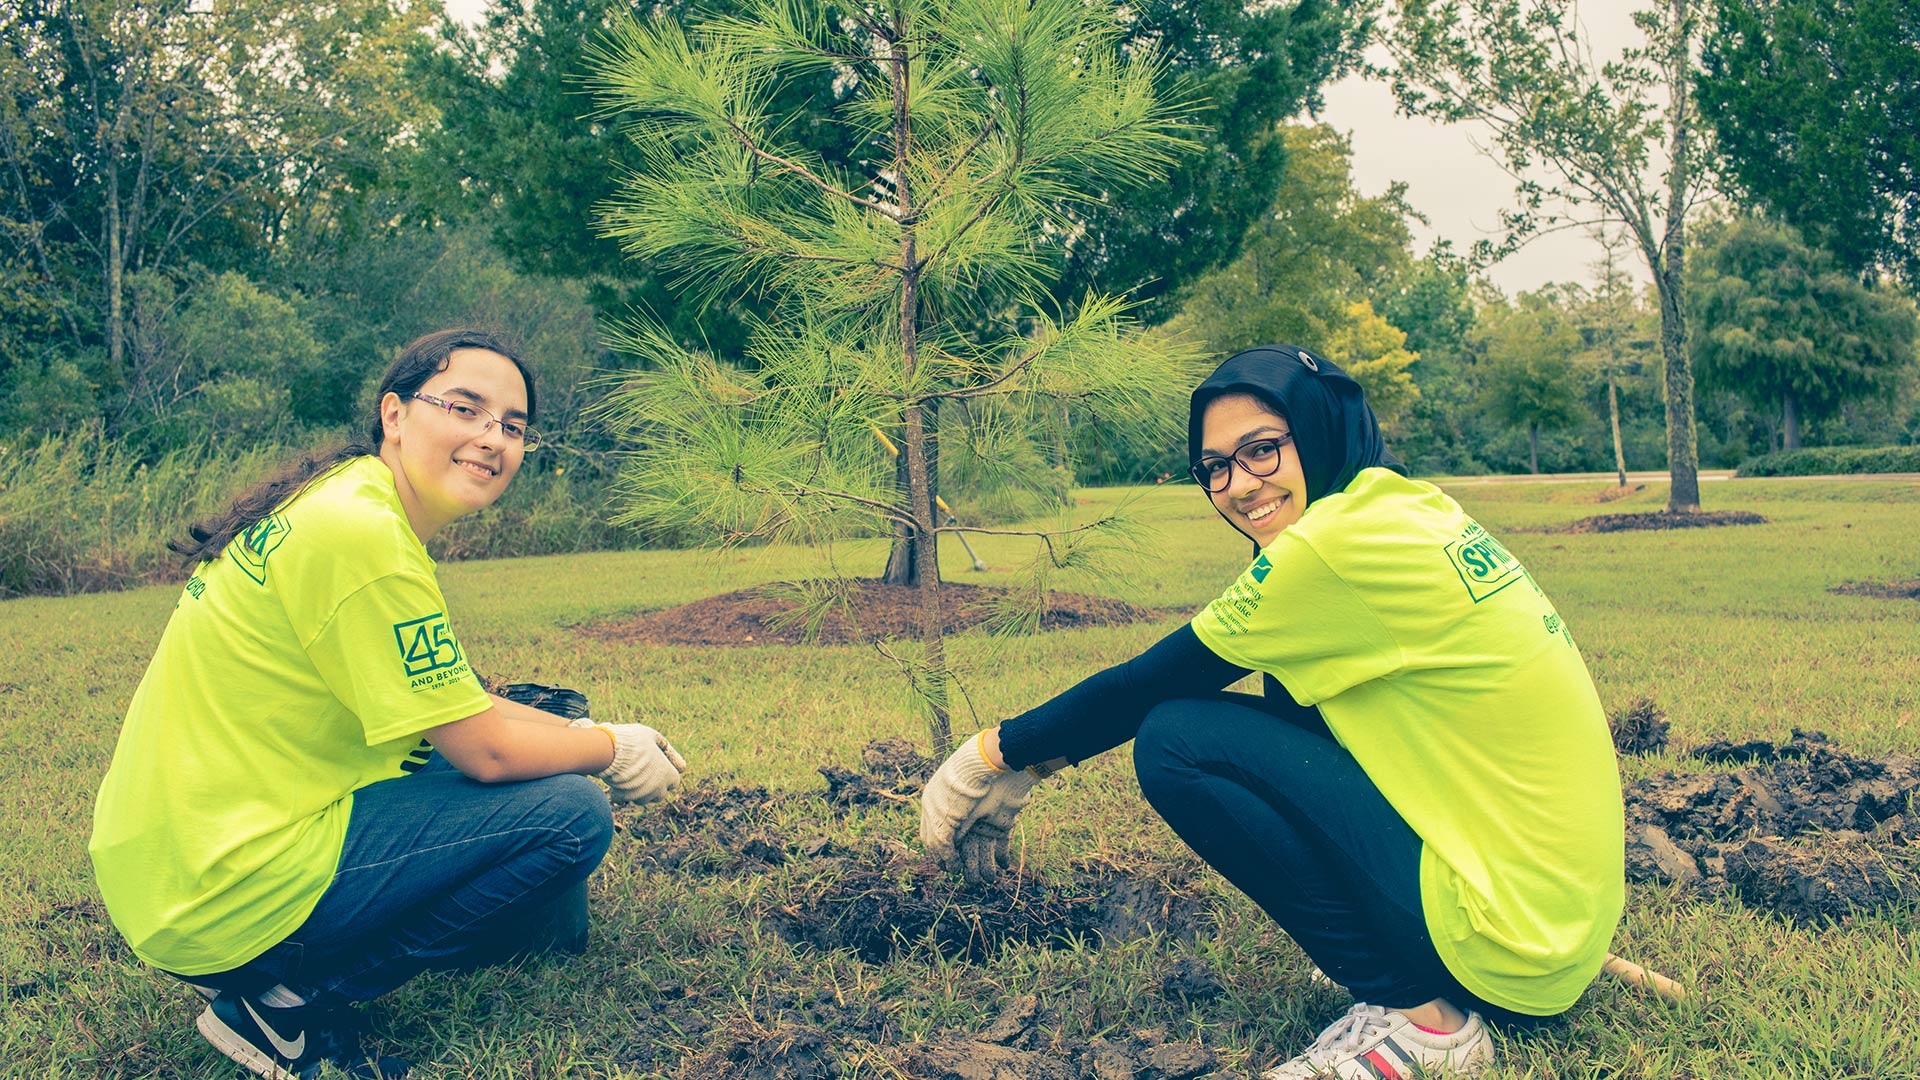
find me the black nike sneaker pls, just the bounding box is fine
[196,992,408,1079]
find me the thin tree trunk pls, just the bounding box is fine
[1782,391,1800,451]
[882,402,940,584]
[889,23,950,756]
[1659,0,1702,513]
[1528,422,1540,475]
[1609,374,1627,487]
[105,146,124,394]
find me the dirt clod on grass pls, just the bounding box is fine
[819,736,934,807]
[1609,697,1671,755]
[1562,509,1769,533]
[1829,579,1920,600]
[1623,729,1920,921]
[584,580,1170,647]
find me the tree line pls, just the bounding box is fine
[2,0,1915,540]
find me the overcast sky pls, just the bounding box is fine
[444,1,1650,295]
[1315,4,1650,295]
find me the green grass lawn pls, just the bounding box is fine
[3,477,1917,1078]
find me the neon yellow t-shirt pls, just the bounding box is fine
[1191,468,1624,1014]
[88,456,491,975]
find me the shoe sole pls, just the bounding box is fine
[196,1004,302,1080]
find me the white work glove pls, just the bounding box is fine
[587,721,687,805]
[920,732,1039,885]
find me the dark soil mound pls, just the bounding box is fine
[766,857,1211,964]
[585,579,1170,646]
[1830,579,1920,600]
[624,741,1216,962]
[1610,697,1671,756]
[818,736,935,807]
[1623,730,1920,921]
[1563,509,1768,533]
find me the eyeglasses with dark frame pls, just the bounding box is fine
[1189,434,1294,493]
[410,393,541,451]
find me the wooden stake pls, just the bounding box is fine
[1602,953,1687,1002]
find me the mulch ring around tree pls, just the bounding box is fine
[1829,579,1920,600]
[1560,509,1769,533]
[1621,729,1920,923]
[585,579,1173,646]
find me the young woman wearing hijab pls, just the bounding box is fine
[89,329,688,1080]
[919,345,1624,1079]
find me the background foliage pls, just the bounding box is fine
[2,0,1917,598]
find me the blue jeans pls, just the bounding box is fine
[1133,694,1550,1028]
[180,753,614,1002]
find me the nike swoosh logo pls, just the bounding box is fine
[242,998,306,1059]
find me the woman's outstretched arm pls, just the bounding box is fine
[991,624,1250,770]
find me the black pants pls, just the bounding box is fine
[1133,694,1551,1029]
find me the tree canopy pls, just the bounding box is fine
[1691,213,1919,450]
[1698,0,1920,285]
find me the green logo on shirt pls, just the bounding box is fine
[1249,553,1273,583]
[394,613,463,678]
[228,513,291,585]
[1446,523,1524,602]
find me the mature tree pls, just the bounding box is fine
[1698,0,1920,285]
[1167,123,1413,353]
[1692,213,1919,450]
[1479,290,1589,474]
[587,0,1197,753]
[0,0,431,426]
[1050,0,1367,321]
[1379,0,1713,511]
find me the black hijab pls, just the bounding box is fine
[1188,344,1406,543]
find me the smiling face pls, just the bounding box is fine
[377,347,529,539]
[1198,393,1307,547]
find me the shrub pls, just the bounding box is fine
[1735,445,1920,477]
[0,433,659,597]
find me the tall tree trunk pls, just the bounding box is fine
[1609,374,1627,487]
[889,24,950,756]
[1659,0,1702,513]
[1781,391,1801,451]
[1528,421,1540,475]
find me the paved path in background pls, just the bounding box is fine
[1433,470,1920,487]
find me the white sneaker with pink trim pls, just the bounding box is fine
[1260,1003,1494,1080]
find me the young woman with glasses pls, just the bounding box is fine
[89,329,686,1079]
[920,345,1624,1079]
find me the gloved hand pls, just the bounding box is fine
[592,722,687,804]
[920,732,1038,884]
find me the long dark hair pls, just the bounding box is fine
[170,328,537,563]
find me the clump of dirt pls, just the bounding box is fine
[1610,697,1671,755]
[621,777,809,875]
[1593,483,1646,504]
[765,852,1212,964]
[819,736,934,807]
[1623,729,1920,921]
[1830,579,1920,600]
[904,995,1232,1080]
[583,579,1170,647]
[1562,509,1769,533]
